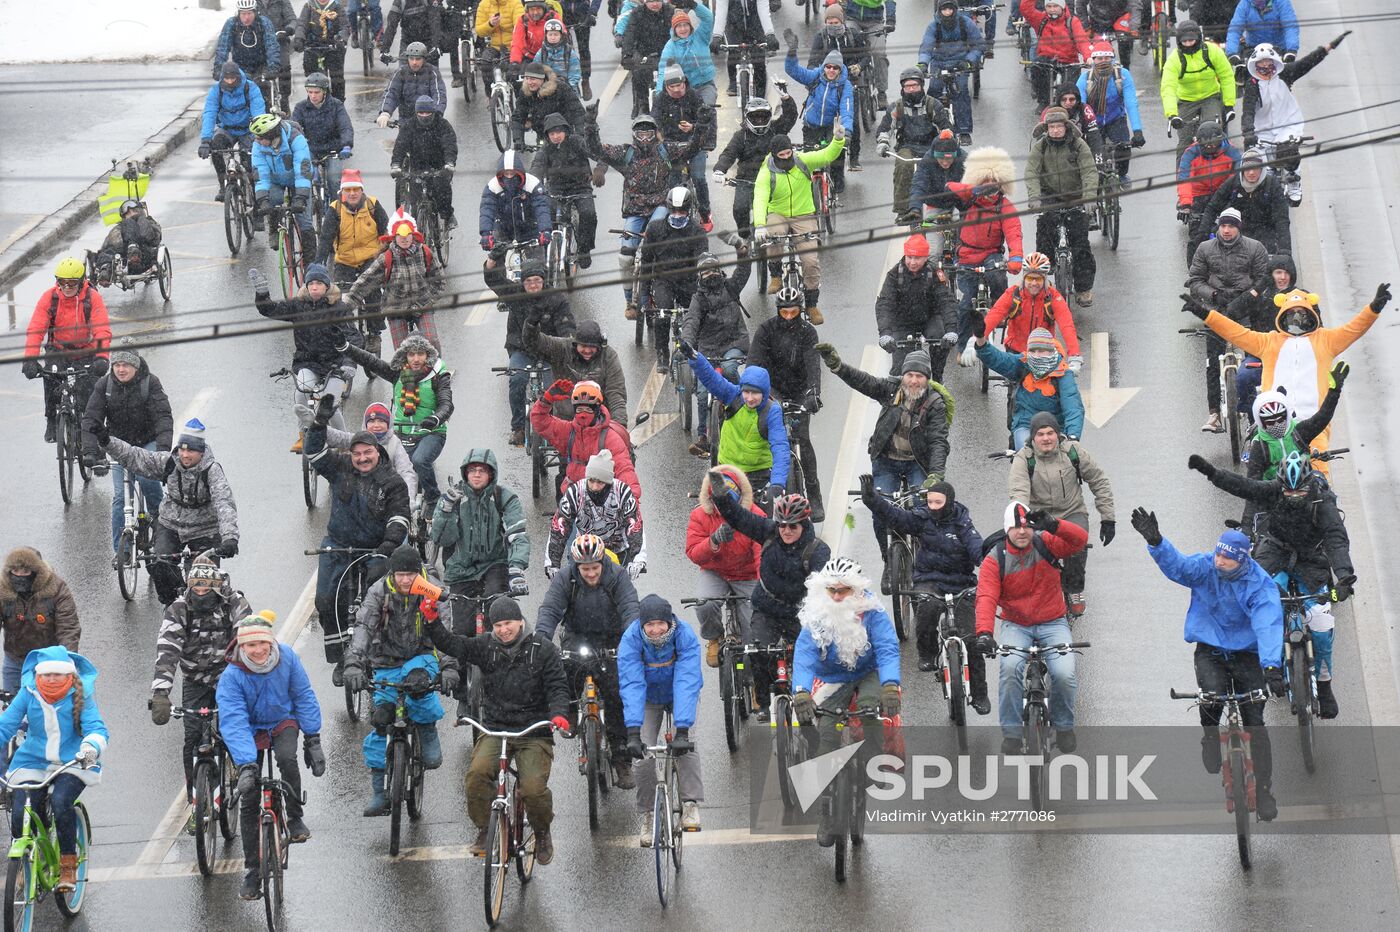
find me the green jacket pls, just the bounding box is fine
[1160,41,1235,115]
[716,404,773,476]
[753,135,845,220]
[429,448,529,584]
[1025,123,1097,205]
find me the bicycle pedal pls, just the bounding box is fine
[682,825,701,833]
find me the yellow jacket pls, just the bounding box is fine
[476,0,524,50]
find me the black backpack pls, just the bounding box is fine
[980,529,1063,574]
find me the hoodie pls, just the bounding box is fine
[432,448,531,584]
[480,150,552,241]
[688,355,790,485]
[106,437,239,543]
[685,466,762,581]
[201,66,267,140]
[1,548,81,662]
[0,646,107,785]
[1026,119,1096,204]
[1241,42,1320,144]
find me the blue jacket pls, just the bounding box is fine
[786,53,854,133]
[689,352,790,486]
[1148,538,1283,668]
[201,68,267,141]
[1076,65,1142,131]
[918,13,984,69]
[0,647,109,786]
[479,154,553,241]
[536,39,582,90]
[214,13,281,76]
[617,615,703,729]
[867,497,982,591]
[1226,0,1299,56]
[656,2,716,94]
[251,122,314,196]
[793,598,901,692]
[216,642,322,767]
[291,95,354,157]
[975,342,1085,438]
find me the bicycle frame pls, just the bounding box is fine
[3,760,86,894]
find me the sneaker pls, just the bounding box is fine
[983,47,995,60]
[612,760,636,790]
[1201,412,1224,433]
[848,158,862,172]
[509,428,526,447]
[1000,736,1023,755]
[639,810,655,847]
[287,817,310,843]
[624,303,639,320]
[1067,592,1086,617]
[918,656,937,672]
[184,807,197,836]
[1200,731,1222,774]
[240,868,262,900]
[682,800,701,830]
[1256,785,1278,822]
[805,306,824,325]
[726,84,738,97]
[688,435,711,458]
[44,420,57,444]
[581,78,592,100]
[469,825,488,856]
[971,691,991,715]
[808,502,825,523]
[576,251,592,269]
[767,276,782,294]
[331,657,346,688]
[289,430,304,454]
[754,707,769,724]
[1055,729,1077,754]
[451,75,464,88]
[1317,680,1339,719]
[214,188,226,203]
[705,639,721,668]
[534,829,554,865]
[1075,289,1094,308]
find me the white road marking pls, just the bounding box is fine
[632,411,677,446]
[0,215,48,254]
[1080,331,1139,428]
[595,65,629,121]
[177,387,219,429]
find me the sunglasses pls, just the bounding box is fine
[825,585,852,596]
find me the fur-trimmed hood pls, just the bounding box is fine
[0,548,58,602]
[292,282,344,304]
[520,66,559,99]
[961,146,1015,197]
[697,464,754,515]
[389,333,440,370]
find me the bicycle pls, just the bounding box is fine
[812,706,888,884]
[558,646,616,831]
[681,594,751,752]
[995,640,1090,810]
[308,153,337,237]
[664,311,700,433]
[267,199,307,300]
[458,26,480,105]
[375,675,440,856]
[958,254,1007,394]
[918,205,959,277]
[802,145,839,240]
[546,192,590,289]
[899,587,976,750]
[1170,686,1267,870]
[646,707,696,908]
[253,739,301,931]
[84,242,173,303]
[1259,134,1313,207]
[778,399,810,500]
[398,164,452,267]
[627,54,658,120]
[96,457,153,600]
[303,546,377,720]
[1145,0,1176,73]
[1093,147,1126,251]
[764,229,823,296]
[270,367,351,507]
[801,0,820,26]
[1043,207,1081,298]
[170,705,240,876]
[746,641,803,808]
[2,760,92,931]
[40,364,95,506]
[852,483,921,640]
[963,5,1001,98]
[491,362,560,498]
[457,717,554,928]
[1178,327,1254,464]
[351,6,375,76]
[214,146,257,257]
[719,42,771,112]
[1011,17,1034,73]
[851,61,878,134]
[488,63,517,152]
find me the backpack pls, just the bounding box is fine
[381,243,434,283]
[890,97,945,134]
[766,153,814,202]
[761,532,821,572]
[1024,445,1081,485]
[932,15,972,47]
[981,529,1064,574]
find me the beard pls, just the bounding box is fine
[799,577,877,670]
[903,382,927,403]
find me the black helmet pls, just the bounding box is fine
[898,66,925,86]
[1176,19,1201,44]
[1195,120,1224,152]
[305,72,331,92]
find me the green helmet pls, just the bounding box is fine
[249,113,281,137]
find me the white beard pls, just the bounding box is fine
[799,579,877,670]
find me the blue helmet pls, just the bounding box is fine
[1280,451,1312,492]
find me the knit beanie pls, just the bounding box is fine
[488,597,524,624]
[237,611,278,645]
[902,349,933,377]
[586,448,616,483]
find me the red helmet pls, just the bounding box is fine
[773,494,812,526]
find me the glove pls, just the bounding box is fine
[793,690,815,725]
[254,196,270,217]
[857,472,875,504]
[339,146,352,159]
[709,36,723,55]
[815,342,841,371]
[237,763,259,798]
[968,306,987,339]
[1224,108,1237,124]
[1169,115,1184,131]
[1227,54,1241,67]
[765,33,779,52]
[198,140,212,159]
[376,112,391,128]
[75,743,98,769]
[942,331,958,347]
[544,565,557,580]
[1131,130,1146,148]
[216,539,239,559]
[710,523,735,546]
[293,37,305,52]
[803,392,821,414]
[626,727,645,759]
[847,64,861,78]
[480,233,495,252]
[343,663,368,693]
[22,359,41,380]
[81,453,98,470]
[312,392,336,429]
[420,415,441,431]
[439,481,463,513]
[150,691,172,726]
[880,683,901,718]
[677,337,697,360]
[1264,667,1286,698]
[509,571,529,597]
[292,194,308,213]
[918,61,929,75]
[550,714,572,734]
[1130,507,1162,546]
[1329,31,1352,51]
[303,734,326,778]
[248,266,270,296]
[390,164,404,178]
[706,470,729,501]
[376,541,397,558]
[94,424,110,447]
[671,727,693,755]
[884,21,897,34]
[543,377,575,403]
[1371,282,1391,313]
[878,334,895,351]
[766,484,784,505]
[783,27,798,51]
[420,598,440,623]
[1067,354,1083,373]
[975,633,997,657]
[1182,293,1209,320]
[1187,454,1215,478]
[627,561,645,581]
[1007,259,1023,275]
[1176,203,1192,224]
[440,666,461,694]
[1024,510,1058,533]
[1282,51,1296,63]
[712,169,726,187]
[586,13,597,27]
[1329,360,1350,390]
[1332,575,1356,603]
[1099,520,1116,546]
[875,140,890,158]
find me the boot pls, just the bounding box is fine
[1055,729,1077,753]
[612,759,636,790]
[1317,680,1339,719]
[240,867,262,900]
[805,305,824,325]
[1075,289,1094,308]
[970,687,991,716]
[290,430,304,454]
[44,417,57,444]
[365,330,382,358]
[624,303,639,320]
[639,810,654,847]
[576,250,592,269]
[1256,783,1278,822]
[816,792,835,847]
[534,829,554,865]
[1201,729,1222,774]
[767,275,782,294]
[509,428,526,447]
[419,723,443,769]
[918,653,937,673]
[581,77,592,100]
[705,639,721,668]
[451,74,464,88]
[287,816,310,842]
[56,854,78,892]
[363,769,390,817]
[1001,736,1023,755]
[1201,412,1224,433]
[469,825,488,855]
[688,434,711,458]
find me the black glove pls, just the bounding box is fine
[1181,293,1209,320]
[1169,115,1184,131]
[303,734,326,777]
[440,666,461,694]
[1227,54,1241,67]
[198,140,212,159]
[1282,51,1296,63]
[216,539,239,559]
[1131,130,1146,148]
[237,763,259,798]
[1130,507,1162,546]
[706,470,729,501]
[94,423,110,447]
[254,196,270,217]
[81,453,98,470]
[343,663,367,693]
[803,392,820,414]
[1371,282,1391,313]
[292,194,308,213]
[857,472,875,504]
[1099,520,1116,546]
[1330,360,1350,390]
[1332,575,1356,603]
[420,415,441,431]
[975,633,997,657]
[586,13,597,27]
[765,33,778,52]
[815,342,841,371]
[21,359,41,380]
[1187,454,1215,478]
[89,357,109,378]
[375,541,397,558]
[1330,30,1352,50]
[293,37,305,52]
[709,36,723,55]
[968,305,987,339]
[1264,667,1286,697]
[670,727,693,755]
[710,523,735,546]
[313,393,336,429]
[626,727,645,759]
[783,28,798,51]
[678,337,697,360]
[880,683,901,718]
[792,690,815,725]
[149,691,172,726]
[766,484,784,504]
[1025,510,1058,533]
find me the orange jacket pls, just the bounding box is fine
[24,283,111,358]
[984,283,1080,356]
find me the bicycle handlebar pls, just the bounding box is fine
[303,546,379,556]
[2,760,87,791]
[679,595,747,607]
[1170,688,1268,703]
[171,706,219,719]
[456,718,557,740]
[559,647,618,661]
[996,641,1091,656]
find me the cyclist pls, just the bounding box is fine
[531,112,602,268]
[634,186,710,324]
[656,0,717,103]
[511,0,559,67]
[1077,41,1147,184]
[683,250,752,457]
[1008,411,1114,616]
[294,2,349,101]
[945,146,1020,364]
[381,0,445,60]
[712,91,799,240]
[200,63,267,205]
[1225,0,1298,61]
[0,549,80,695]
[524,318,629,426]
[316,170,390,358]
[1226,253,1299,411]
[557,1,597,99]
[343,544,454,815]
[971,321,1085,447]
[1027,107,1097,308]
[300,401,419,496]
[686,465,762,663]
[873,234,959,380]
[918,0,983,144]
[218,613,325,900]
[80,343,171,549]
[91,199,164,286]
[0,646,107,894]
[752,126,845,322]
[907,129,965,223]
[622,594,704,841]
[875,68,952,223]
[711,0,777,98]
[99,419,240,606]
[806,5,870,171]
[1130,509,1282,820]
[1018,0,1090,107]
[346,208,447,351]
[1177,120,1241,248]
[747,288,824,518]
[477,0,527,69]
[484,257,577,445]
[1246,363,1346,485]
[251,264,360,450]
[22,257,112,445]
[843,0,894,109]
[533,19,582,91]
[782,33,854,194]
[257,0,298,113]
[1048,83,1103,158]
[480,150,551,255]
[440,0,474,89]
[982,252,1082,367]
[423,595,571,864]
[1195,149,1290,256]
[213,0,281,105]
[1187,452,1354,718]
[392,96,458,233]
[620,0,673,117]
[291,73,352,197]
[974,502,1088,754]
[549,450,646,575]
[150,556,252,829]
[537,533,641,786]
[707,476,829,718]
[653,65,717,229]
[532,380,643,499]
[348,0,386,45]
[1185,208,1269,432]
[682,348,789,502]
[513,60,588,150]
[1161,19,1235,162]
[250,112,316,270]
[376,41,448,127]
[304,409,413,677]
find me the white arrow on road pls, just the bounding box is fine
[1081,331,1139,428]
[788,741,866,813]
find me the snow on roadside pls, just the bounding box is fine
[0,1,228,65]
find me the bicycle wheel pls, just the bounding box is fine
[1290,644,1316,774]
[261,820,285,932]
[490,90,511,153]
[738,68,752,114]
[1153,14,1169,73]
[1229,746,1252,869]
[483,807,510,927]
[530,441,547,500]
[194,760,220,877]
[888,541,912,642]
[849,756,865,848]
[719,656,739,753]
[1026,707,1048,811]
[945,640,969,753]
[277,226,297,299]
[832,768,850,883]
[73,417,91,485]
[157,246,174,301]
[345,681,364,723]
[653,785,673,907]
[513,795,536,883]
[238,182,256,241]
[972,64,982,100]
[56,412,75,505]
[1224,368,1244,465]
[461,41,476,104]
[674,356,694,432]
[301,451,320,508]
[360,18,373,75]
[787,455,807,502]
[1055,246,1074,298]
[224,184,246,256]
[219,751,241,841]
[116,528,140,601]
[425,208,449,268]
[4,851,34,932]
[584,716,601,831]
[407,745,426,821]
[774,696,801,809]
[388,740,406,856]
[634,301,646,346]
[669,773,684,870]
[859,86,875,133]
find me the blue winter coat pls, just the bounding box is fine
[656,2,716,94]
[975,342,1085,438]
[536,39,582,90]
[617,615,703,729]
[1076,66,1142,130]
[291,95,354,157]
[917,12,984,69]
[792,598,901,692]
[1225,0,1299,56]
[479,156,553,241]
[867,498,982,590]
[251,121,314,196]
[214,13,282,76]
[689,352,790,487]
[785,53,854,133]
[216,643,323,768]
[0,647,109,787]
[201,69,268,141]
[1147,537,1283,668]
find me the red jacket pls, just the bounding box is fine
[685,466,761,581]
[975,520,1088,634]
[24,283,111,358]
[947,184,1024,267]
[530,398,642,500]
[1019,0,1091,63]
[983,283,1081,356]
[1176,140,1242,208]
[510,15,549,63]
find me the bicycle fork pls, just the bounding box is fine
[1221,730,1256,813]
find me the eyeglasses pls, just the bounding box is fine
[825,585,852,596]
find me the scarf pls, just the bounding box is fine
[239,641,282,674]
[37,675,73,705]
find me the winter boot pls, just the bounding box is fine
[419,723,443,769]
[240,868,262,899]
[363,770,390,817]
[290,430,304,454]
[534,829,555,864]
[57,855,78,892]
[1256,783,1278,821]
[581,77,592,100]
[816,791,836,847]
[1200,728,1222,774]
[705,639,721,668]
[1317,680,1339,719]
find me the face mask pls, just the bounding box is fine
[188,590,224,613]
[644,623,675,649]
[8,573,33,597]
[825,24,843,38]
[1281,310,1311,335]
[1262,417,1289,440]
[1026,353,1060,377]
[701,273,723,289]
[416,115,434,128]
[902,89,925,105]
[573,408,594,428]
[588,485,609,506]
[667,214,688,229]
[1216,560,1249,581]
[774,154,794,171]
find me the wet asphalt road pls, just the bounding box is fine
[2,1,1399,927]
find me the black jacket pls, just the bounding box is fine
[621,3,675,66]
[391,112,458,169]
[747,313,820,403]
[511,68,587,150]
[1225,253,1296,333]
[683,262,753,357]
[535,559,641,646]
[806,24,871,70]
[868,497,982,590]
[652,86,716,151]
[1208,469,1353,591]
[484,261,577,353]
[306,427,412,551]
[713,96,798,180]
[255,282,362,376]
[874,260,959,342]
[639,216,709,288]
[427,627,569,731]
[712,492,829,620]
[291,96,354,157]
[80,359,174,458]
[830,361,950,475]
[1195,173,1291,256]
[531,135,597,195]
[908,147,966,213]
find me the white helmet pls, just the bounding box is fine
[816,557,868,591]
[665,186,692,212]
[236,0,257,9]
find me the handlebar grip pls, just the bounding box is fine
[1067,641,1091,649]
[1169,688,1196,700]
